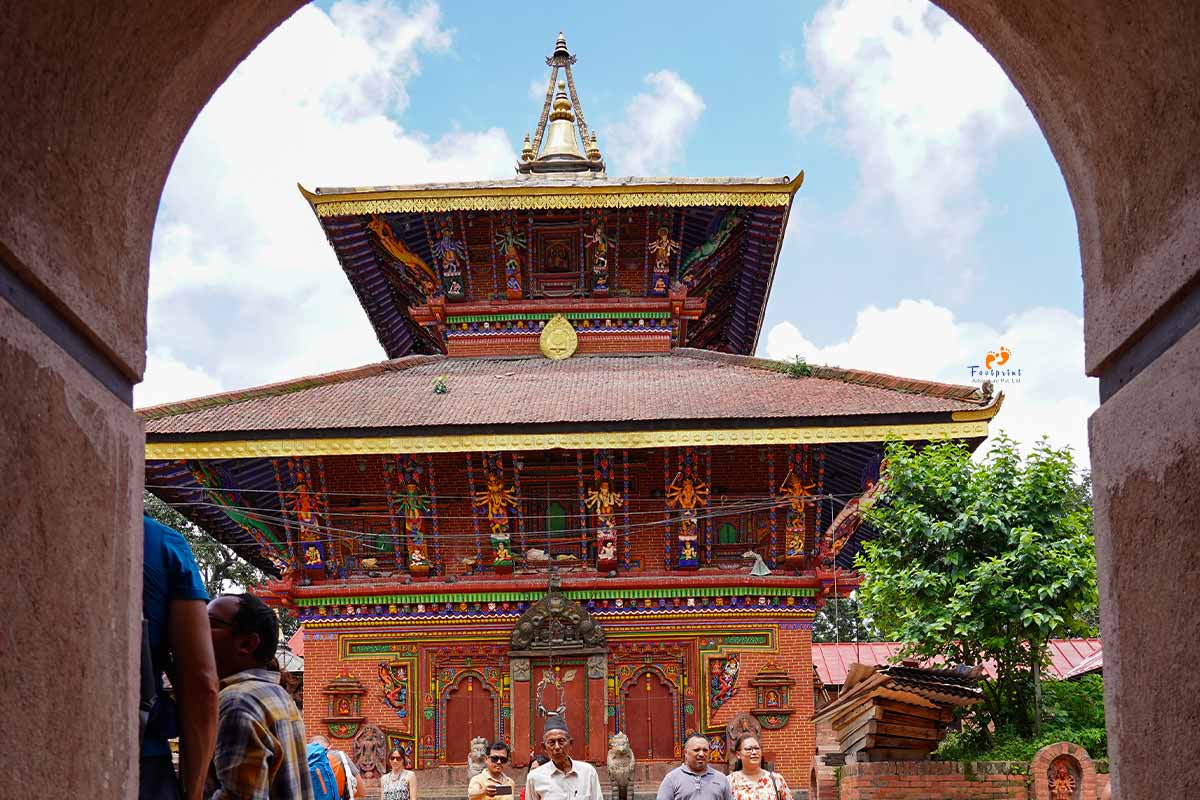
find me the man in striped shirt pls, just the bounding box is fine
[205,593,314,800]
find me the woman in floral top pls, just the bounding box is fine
[728,735,790,800]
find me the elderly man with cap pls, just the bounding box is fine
[524,716,603,800]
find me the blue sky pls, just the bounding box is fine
[141,0,1096,462]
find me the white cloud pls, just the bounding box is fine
[604,70,705,176]
[143,1,516,402]
[792,0,1034,288]
[787,86,829,137]
[764,300,1098,465]
[779,47,797,72]
[529,75,550,103]
[136,349,223,408]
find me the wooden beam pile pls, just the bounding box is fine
[811,662,983,762]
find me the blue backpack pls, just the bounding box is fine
[307,743,341,800]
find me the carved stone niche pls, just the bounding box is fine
[322,666,367,739]
[511,657,531,682]
[750,662,796,730]
[508,584,607,658]
[1030,742,1097,800]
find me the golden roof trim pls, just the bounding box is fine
[298,172,804,217]
[145,418,988,459]
[950,391,1005,422]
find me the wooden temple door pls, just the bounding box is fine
[623,671,676,760]
[444,676,495,765]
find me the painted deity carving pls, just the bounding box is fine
[473,473,518,536]
[820,463,886,570]
[367,216,438,297]
[431,220,468,300]
[353,725,388,779]
[679,211,741,286]
[585,214,612,294]
[710,653,740,710]
[494,220,526,299]
[1049,759,1077,800]
[392,479,431,574]
[585,480,623,533]
[647,225,680,296]
[378,661,410,726]
[667,471,709,569]
[474,467,518,571]
[190,462,290,572]
[779,469,815,565]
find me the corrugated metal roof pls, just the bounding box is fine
[812,639,1103,685]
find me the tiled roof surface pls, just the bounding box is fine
[141,349,988,435]
[309,175,795,195]
[812,638,1103,686]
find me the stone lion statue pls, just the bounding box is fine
[352,724,388,779]
[468,736,489,775]
[607,732,635,800]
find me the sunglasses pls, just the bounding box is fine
[390,756,404,762]
[490,755,509,764]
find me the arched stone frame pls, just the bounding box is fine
[1030,741,1099,800]
[437,669,501,764]
[617,665,682,759]
[5,4,1200,800]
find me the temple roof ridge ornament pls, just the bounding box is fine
[519,32,605,176]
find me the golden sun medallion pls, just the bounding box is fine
[539,314,578,360]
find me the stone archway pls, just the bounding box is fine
[3,3,1199,798]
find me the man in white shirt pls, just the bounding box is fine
[524,716,603,800]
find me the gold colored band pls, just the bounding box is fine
[145,420,989,459]
[312,190,795,217]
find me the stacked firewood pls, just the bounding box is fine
[812,661,984,762]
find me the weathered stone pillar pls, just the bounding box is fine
[585,654,608,763]
[510,657,532,765]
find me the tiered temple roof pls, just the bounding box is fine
[142,32,1001,586]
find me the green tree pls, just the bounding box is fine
[812,594,880,643]
[856,435,1097,737]
[143,491,300,640]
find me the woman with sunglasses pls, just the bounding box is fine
[381,749,417,800]
[728,735,790,800]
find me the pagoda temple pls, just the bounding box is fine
[141,33,1001,787]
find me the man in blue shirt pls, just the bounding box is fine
[655,735,731,800]
[142,514,219,800]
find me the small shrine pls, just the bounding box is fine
[141,32,1001,784]
[321,667,367,739]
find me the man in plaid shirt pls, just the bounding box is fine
[205,593,314,800]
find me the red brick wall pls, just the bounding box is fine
[837,762,1029,800]
[701,625,815,790]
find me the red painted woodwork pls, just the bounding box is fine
[445,676,495,764]
[533,664,590,746]
[624,671,676,761]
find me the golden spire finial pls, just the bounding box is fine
[518,31,604,175]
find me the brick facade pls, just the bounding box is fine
[298,617,818,787]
